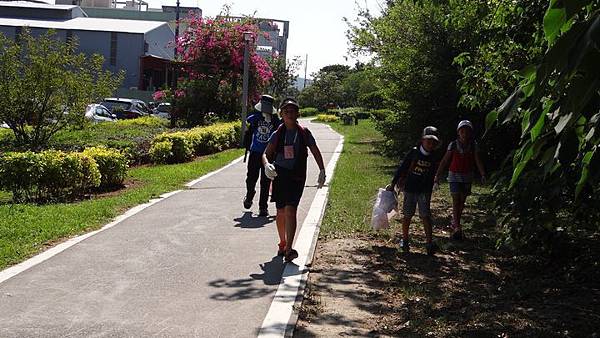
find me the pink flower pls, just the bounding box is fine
[152,90,165,101]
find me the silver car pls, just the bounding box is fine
[84,104,117,123]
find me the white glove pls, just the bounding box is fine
[264,163,277,180]
[317,169,326,188]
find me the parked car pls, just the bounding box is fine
[101,98,151,119]
[84,104,117,123]
[152,103,172,119]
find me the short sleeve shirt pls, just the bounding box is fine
[268,127,316,170]
[247,113,279,153]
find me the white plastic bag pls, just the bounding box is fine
[371,188,398,230]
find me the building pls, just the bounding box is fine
[219,16,289,60]
[0,1,176,97]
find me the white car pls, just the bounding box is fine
[152,103,172,119]
[84,104,117,123]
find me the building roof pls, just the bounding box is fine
[0,16,168,34]
[0,1,78,10]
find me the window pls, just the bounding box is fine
[110,32,117,66]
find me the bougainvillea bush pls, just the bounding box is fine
[154,16,273,126]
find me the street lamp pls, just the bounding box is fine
[240,31,254,147]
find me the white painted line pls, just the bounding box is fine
[0,155,245,285]
[258,126,345,338]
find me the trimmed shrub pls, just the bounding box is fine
[153,132,193,163]
[0,151,41,201]
[316,114,340,123]
[82,147,128,188]
[149,140,173,164]
[0,150,100,202]
[300,107,319,116]
[149,121,240,164]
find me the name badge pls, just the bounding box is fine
[284,145,295,159]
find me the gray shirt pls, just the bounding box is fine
[268,127,316,170]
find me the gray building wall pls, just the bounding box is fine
[74,30,144,88]
[145,25,174,60]
[0,26,145,89]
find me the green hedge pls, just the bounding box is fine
[300,107,320,116]
[149,140,173,164]
[0,150,101,202]
[82,147,128,189]
[150,122,240,164]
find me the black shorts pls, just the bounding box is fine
[271,166,305,209]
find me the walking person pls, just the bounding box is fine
[435,120,486,240]
[386,126,441,256]
[243,95,281,217]
[262,98,326,262]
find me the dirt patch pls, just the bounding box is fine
[295,193,600,337]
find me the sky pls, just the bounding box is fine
[146,0,383,78]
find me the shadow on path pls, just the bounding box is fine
[234,211,275,229]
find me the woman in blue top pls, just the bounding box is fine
[262,98,326,262]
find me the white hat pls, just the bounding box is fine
[254,95,277,115]
[457,120,474,131]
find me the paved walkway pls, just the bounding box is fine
[0,120,342,338]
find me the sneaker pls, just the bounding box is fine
[243,195,253,209]
[451,230,464,241]
[399,239,410,253]
[285,249,299,262]
[426,242,436,256]
[258,209,269,217]
[277,242,286,256]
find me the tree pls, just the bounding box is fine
[347,0,469,155]
[163,16,273,126]
[298,64,353,109]
[266,55,301,102]
[486,0,600,249]
[0,30,123,150]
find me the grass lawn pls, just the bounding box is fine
[297,120,598,337]
[0,148,243,270]
[319,119,397,236]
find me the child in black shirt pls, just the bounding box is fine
[386,126,440,255]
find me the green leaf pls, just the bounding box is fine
[544,1,567,44]
[519,64,537,81]
[498,89,521,124]
[485,110,498,131]
[510,145,534,189]
[531,112,547,142]
[575,148,595,198]
[554,112,573,134]
[522,110,532,135]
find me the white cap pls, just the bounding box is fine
[457,120,474,131]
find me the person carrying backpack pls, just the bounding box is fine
[243,95,281,217]
[262,98,326,262]
[435,120,486,240]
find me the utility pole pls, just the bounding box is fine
[240,32,253,147]
[303,54,308,89]
[170,0,180,128]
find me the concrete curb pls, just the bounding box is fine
[0,155,244,285]
[258,123,344,337]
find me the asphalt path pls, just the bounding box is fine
[0,119,342,338]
